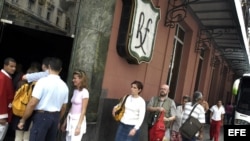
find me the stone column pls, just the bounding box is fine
[68,0,116,123]
[0,0,4,18]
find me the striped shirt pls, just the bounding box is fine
[182,102,206,124]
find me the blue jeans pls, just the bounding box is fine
[29,111,60,141]
[182,136,196,141]
[115,122,140,141]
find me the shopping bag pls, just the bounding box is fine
[149,111,166,141]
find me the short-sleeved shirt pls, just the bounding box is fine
[70,88,89,114]
[182,102,206,124]
[210,105,225,121]
[32,74,69,111]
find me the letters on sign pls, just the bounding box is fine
[117,0,160,64]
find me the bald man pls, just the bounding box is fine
[147,84,176,141]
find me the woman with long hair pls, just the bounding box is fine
[61,69,89,141]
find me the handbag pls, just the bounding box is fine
[148,112,160,128]
[149,111,166,141]
[148,97,168,128]
[113,95,129,121]
[179,104,202,139]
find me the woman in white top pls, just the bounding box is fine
[61,70,89,141]
[112,80,146,141]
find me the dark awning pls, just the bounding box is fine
[187,0,250,76]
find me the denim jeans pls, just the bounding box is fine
[182,136,196,141]
[114,122,140,141]
[29,111,60,141]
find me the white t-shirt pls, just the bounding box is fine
[210,105,225,121]
[70,88,89,114]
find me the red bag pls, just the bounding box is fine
[149,111,166,141]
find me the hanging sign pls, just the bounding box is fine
[117,0,160,64]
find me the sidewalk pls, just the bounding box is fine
[202,124,224,141]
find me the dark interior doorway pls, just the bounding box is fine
[0,23,74,81]
[0,23,74,141]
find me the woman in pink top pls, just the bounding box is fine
[61,70,89,141]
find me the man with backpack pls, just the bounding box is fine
[14,57,51,141]
[147,84,176,141]
[17,57,69,141]
[12,64,40,141]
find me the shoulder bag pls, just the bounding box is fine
[148,97,171,128]
[113,94,129,121]
[149,111,166,141]
[179,104,202,139]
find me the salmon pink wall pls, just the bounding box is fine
[102,0,173,100]
[102,0,233,105]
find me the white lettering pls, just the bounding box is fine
[228,129,246,136]
[228,129,234,136]
[240,129,246,136]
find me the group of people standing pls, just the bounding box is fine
[112,81,226,141]
[0,57,227,141]
[0,57,89,141]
